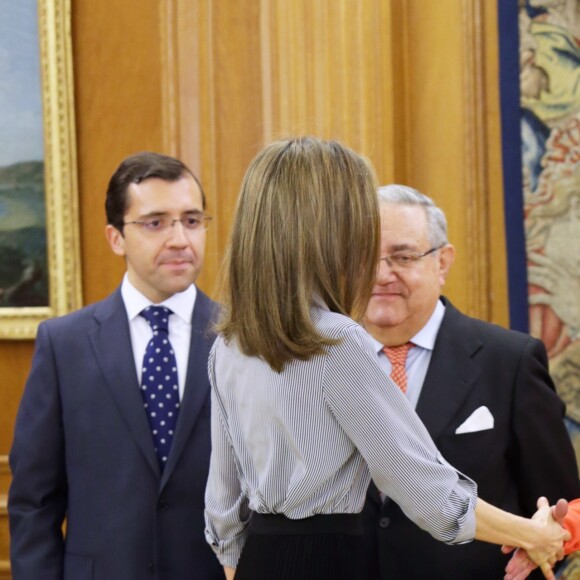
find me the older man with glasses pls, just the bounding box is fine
[361,185,580,580]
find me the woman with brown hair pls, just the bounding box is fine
[204,136,568,580]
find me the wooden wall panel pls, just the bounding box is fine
[401,0,507,324]
[261,0,399,177]
[167,0,264,295]
[403,0,481,315]
[483,0,509,326]
[73,0,165,305]
[167,0,507,325]
[169,0,404,300]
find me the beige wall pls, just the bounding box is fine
[0,1,507,576]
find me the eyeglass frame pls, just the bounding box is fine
[122,213,212,234]
[378,244,445,271]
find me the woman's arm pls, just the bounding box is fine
[204,345,250,569]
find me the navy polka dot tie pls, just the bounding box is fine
[140,306,180,470]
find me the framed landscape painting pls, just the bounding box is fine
[0,0,81,338]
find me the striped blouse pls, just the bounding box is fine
[204,305,477,567]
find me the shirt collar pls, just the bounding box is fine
[121,273,197,324]
[368,298,446,353]
[410,298,445,351]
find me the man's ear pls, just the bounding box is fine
[105,224,126,257]
[438,244,455,285]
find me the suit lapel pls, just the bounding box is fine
[414,298,483,441]
[161,290,217,488]
[89,289,160,478]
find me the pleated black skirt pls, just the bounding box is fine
[234,513,365,580]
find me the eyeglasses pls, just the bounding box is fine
[378,245,444,271]
[123,214,212,234]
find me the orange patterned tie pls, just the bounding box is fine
[382,343,414,393]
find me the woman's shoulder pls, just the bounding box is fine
[313,307,353,326]
[312,307,373,350]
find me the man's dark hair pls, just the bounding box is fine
[105,151,206,232]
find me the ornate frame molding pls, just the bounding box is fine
[0,0,82,339]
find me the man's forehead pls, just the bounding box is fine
[127,176,202,203]
[379,223,429,246]
[385,241,419,252]
[379,202,427,220]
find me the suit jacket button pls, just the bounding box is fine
[148,562,155,572]
[379,517,391,528]
[158,499,169,512]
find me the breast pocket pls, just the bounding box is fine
[438,428,497,477]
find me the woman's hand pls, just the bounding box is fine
[520,498,569,579]
[503,498,569,580]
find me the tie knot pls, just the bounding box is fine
[382,342,413,366]
[140,305,172,332]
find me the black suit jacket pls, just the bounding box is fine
[362,297,580,580]
[9,287,223,580]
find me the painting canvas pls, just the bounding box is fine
[0,2,47,307]
[0,0,81,338]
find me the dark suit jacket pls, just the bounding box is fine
[8,288,223,580]
[362,297,580,580]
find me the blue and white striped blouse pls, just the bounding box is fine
[204,304,477,567]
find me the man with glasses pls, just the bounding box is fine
[8,152,223,579]
[361,184,580,580]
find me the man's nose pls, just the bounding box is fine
[166,220,189,245]
[376,258,397,282]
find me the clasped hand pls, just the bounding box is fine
[504,497,570,580]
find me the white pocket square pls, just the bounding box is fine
[455,406,494,434]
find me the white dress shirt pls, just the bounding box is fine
[370,299,445,409]
[204,303,477,568]
[121,274,196,400]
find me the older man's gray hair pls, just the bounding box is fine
[378,184,448,248]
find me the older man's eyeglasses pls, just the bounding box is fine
[123,214,212,234]
[378,245,444,270]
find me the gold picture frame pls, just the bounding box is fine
[0,0,82,339]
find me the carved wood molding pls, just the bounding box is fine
[461,0,492,320]
[160,0,179,158]
[459,0,507,325]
